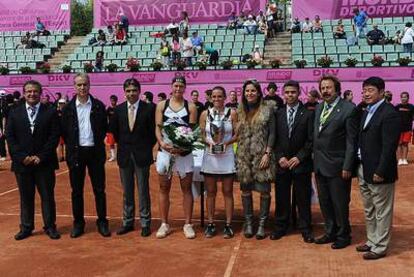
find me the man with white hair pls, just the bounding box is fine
[244,15,258,35]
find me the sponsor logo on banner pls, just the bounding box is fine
[266,71,292,80]
[175,72,199,80]
[313,69,340,77]
[48,74,72,85]
[335,0,414,19]
[410,69,414,79]
[9,76,31,85]
[132,73,156,83]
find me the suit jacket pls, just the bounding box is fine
[359,102,400,184]
[313,98,358,177]
[274,103,314,174]
[61,95,108,168]
[5,103,59,173]
[109,101,156,168]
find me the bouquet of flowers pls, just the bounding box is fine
[161,124,204,178]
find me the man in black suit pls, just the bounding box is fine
[270,80,314,243]
[313,75,358,249]
[356,77,400,260]
[6,80,60,240]
[61,73,110,238]
[109,78,156,237]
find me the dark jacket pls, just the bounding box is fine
[61,95,108,168]
[274,103,314,174]
[109,101,156,168]
[6,103,59,172]
[359,101,400,184]
[313,98,359,177]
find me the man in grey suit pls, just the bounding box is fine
[313,75,358,249]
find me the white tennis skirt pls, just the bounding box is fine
[156,150,194,178]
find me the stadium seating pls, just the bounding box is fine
[291,16,414,67]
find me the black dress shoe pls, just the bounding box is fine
[14,230,32,241]
[363,251,386,260]
[141,226,151,237]
[45,228,61,240]
[302,232,315,243]
[116,225,134,235]
[269,230,286,240]
[70,227,84,238]
[356,244,371,252]
[314,235,336,244]
[331,240,351,249]
[97,222,111,237]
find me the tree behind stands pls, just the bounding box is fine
[71,0,93,36]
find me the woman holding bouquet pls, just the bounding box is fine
[199,86,238,239]
[237,79,276,240]
[155,76,198,239]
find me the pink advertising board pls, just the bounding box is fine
[293,0,414,20]
[94,0,266,27]
[0,0,71,32]
[0,67,413,105]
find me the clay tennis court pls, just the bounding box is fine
[0,149,413,276]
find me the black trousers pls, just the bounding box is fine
[15,168,56,232]
[274,172,312,233]
[0,134,6,157]
[69,147,107,227]
[315,173,352,242]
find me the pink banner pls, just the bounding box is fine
[0,0,71,32]
[1,67,413,105]
[94,0,266,27]
[293,0,414,20]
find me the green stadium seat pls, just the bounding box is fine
[303,48,314,55]
[337,46,348,54]
[292,48,302,55]
[386,53,398,61]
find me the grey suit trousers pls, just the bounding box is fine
[119,153,151,228]
[358,165,395,255]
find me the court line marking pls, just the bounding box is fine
[0,169,69,196]
[224,237,242,277]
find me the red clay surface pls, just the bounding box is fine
[0,149,413,276]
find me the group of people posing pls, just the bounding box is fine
[6,73,400,261]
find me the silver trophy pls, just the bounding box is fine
[210,110,225,154]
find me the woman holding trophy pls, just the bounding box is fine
[200,86,238,239]
[236,79,276,240]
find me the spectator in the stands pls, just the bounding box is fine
[304,89,320,111]
[312,15,323,32]
[290,17,301,33]
[17,32,31,49]
[353,7,369,38]
[191,31,203,56]
[160,36,171,65]
[244,15,258,35]
[203,45,219,66]
[264,82,284,109]
[392,30,402,45]
[94,51,104,72]
[180,32,193,66]
[227,12,238,29]
[258,18,268,35]
[180,11,190,35]
[35,17,50,36]
[171,34,181,64]
[334,19,346,39]
[252,45,263,64]
[157,93,167,102]
[343,90,354,104]
[266,3,277,37]
[366,24,386,45]
[106,25,115,45]
[401,22,414,54]
[166,21,179,36]
[115,23,127,45]
[95,29,107,46]
[257,10,265,23]
[237,12,246,29]
[225,91,239,110]
[302,17,313,33]
[119,13,129,37]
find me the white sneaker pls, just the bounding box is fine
[403,159,409,165]
[183,224,196,239]
[156,223,171,239]
[0,157,6,161]
[108,157,115,162]
[398,159,404,166]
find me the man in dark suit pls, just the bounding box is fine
[6,80,60,240]
[109,78,156,237]
[61,73,110,238]
[313,75,358,249]
[356,77,400,260]
[270,80,314,243]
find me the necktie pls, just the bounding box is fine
[288,107,295,138]
[128,105,135,131]
[319,103,332,126]
[29,106,37,118]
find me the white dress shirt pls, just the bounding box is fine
[76,97,94,146]
[26,102,41,133]
[286,103,299,124]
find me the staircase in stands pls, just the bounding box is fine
[49,36,85,72]
[263,31,292,67]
